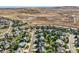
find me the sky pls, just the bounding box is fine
[0,0,79,7]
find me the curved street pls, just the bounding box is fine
[69,34,77,53]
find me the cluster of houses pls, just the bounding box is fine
[32,25,79,53]
[0,17,10,29]
[0,17,79,53]
[0,18,31,53]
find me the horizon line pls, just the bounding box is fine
[0,6,78,8]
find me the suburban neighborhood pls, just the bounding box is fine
[0,6,79,53]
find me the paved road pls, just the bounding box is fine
[69,34,77,53]
[28,30,36,52]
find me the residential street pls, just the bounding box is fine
[69,34,77,53]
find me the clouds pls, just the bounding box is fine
[0,0,78,6]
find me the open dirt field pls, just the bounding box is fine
[0,6,79,28]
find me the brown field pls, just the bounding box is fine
[0,6,79,28]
